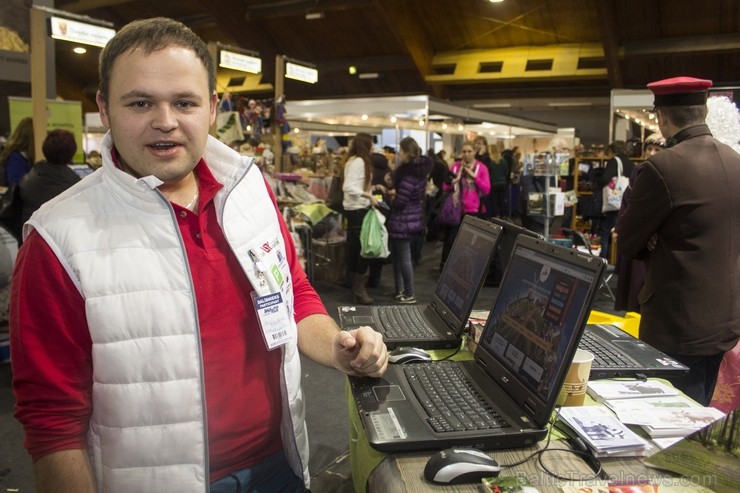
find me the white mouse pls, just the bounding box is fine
[423,447,500,484]
[388,346,432,364]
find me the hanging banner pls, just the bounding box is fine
[8,96,85,163]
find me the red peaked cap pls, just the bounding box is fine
[647,76,713,107]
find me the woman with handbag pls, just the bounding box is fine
[595,141,634,260]
[342,132,379,304]
[386,137,432,304]
[438,140,490,270]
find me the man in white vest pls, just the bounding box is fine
[10,17,388,493]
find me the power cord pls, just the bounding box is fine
[498,406,606,481]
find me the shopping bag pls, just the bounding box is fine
[215,111,244,144]
[602,157,628,213]
[437,189,463,226]
[360,208,389,259]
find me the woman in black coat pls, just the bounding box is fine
[19,129,81,226]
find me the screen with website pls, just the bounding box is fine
[435,224,498,319]
[479,246,595,403]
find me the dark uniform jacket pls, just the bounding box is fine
[617,124,740,356]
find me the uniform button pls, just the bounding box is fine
[196,232,202,239]
[179,210,188,218]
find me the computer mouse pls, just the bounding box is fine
[423,447,500,484]
[388,346,432,364]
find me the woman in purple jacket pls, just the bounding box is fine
[386,137,433,304]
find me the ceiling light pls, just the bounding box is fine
[442,123,448,129]
[418,119,425,126]
[489,0,504,3]
[305,11,325,20]
[348,66,357,75]
[457,124,464,131]
[390,116,397,123]
[361,114,368,121]
[358,72,379,79]
[547,102,593,107]
[473,102,511,108]
[293,128,300,133]
[73,47,87,54]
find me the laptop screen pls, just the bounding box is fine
[477,237,602,417]
[434,217,501,320]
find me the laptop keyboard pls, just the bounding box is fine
[403,363,509,433]
[579,330,638,368]
[378,305,437,339]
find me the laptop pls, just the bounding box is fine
[485,218,543,286]
[338,215,502,350]
[350,235,606,452]
[582,324,689,379]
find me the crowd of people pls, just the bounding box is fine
[338,133,525,304]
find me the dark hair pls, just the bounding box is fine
[98,17,215,102]
[42,129,77,165]
[607,140,628,155]
[659,105,708,129]
[399,137,421,161]
[347,132,374,189]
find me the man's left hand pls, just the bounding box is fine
[333,327,388,378]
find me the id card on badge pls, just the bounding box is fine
[252,291,292,350]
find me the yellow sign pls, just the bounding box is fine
[9,97,85,163]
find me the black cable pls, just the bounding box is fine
[497,405,605,481]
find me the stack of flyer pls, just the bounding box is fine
[586,379,680,402]
[586,380,725,447]
[559,406,650,457]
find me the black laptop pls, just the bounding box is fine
[581,324,689,379]
[485,218,544,286]
[338,216,502,350]
[482,220,689,380]
[349,235,606,453]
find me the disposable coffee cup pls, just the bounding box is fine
[556,349,594,407]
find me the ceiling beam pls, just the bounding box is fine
[593,0,622,88]
[59,0,135,13]
[622,34,740,56]
[244,0,373,20]
[374,0,441,98]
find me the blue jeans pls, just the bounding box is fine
[209,450,305,493]
[391,238,414,296]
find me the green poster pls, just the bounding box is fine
[8,96,85,163]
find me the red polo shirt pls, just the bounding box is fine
[10,161,327,481]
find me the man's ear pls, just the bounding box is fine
[209,90,218,126]
[96,91,111,128]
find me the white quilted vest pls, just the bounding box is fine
[25,134,309,492]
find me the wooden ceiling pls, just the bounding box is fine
[40,0,740,141]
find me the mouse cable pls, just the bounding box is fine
[436,344,461,361]
[497,405,605,482]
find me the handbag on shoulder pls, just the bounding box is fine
[602,157,629,213]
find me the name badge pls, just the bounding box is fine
[252,291,292,350]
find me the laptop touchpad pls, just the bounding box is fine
[372,385,406,402]
[353,315,375,324]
